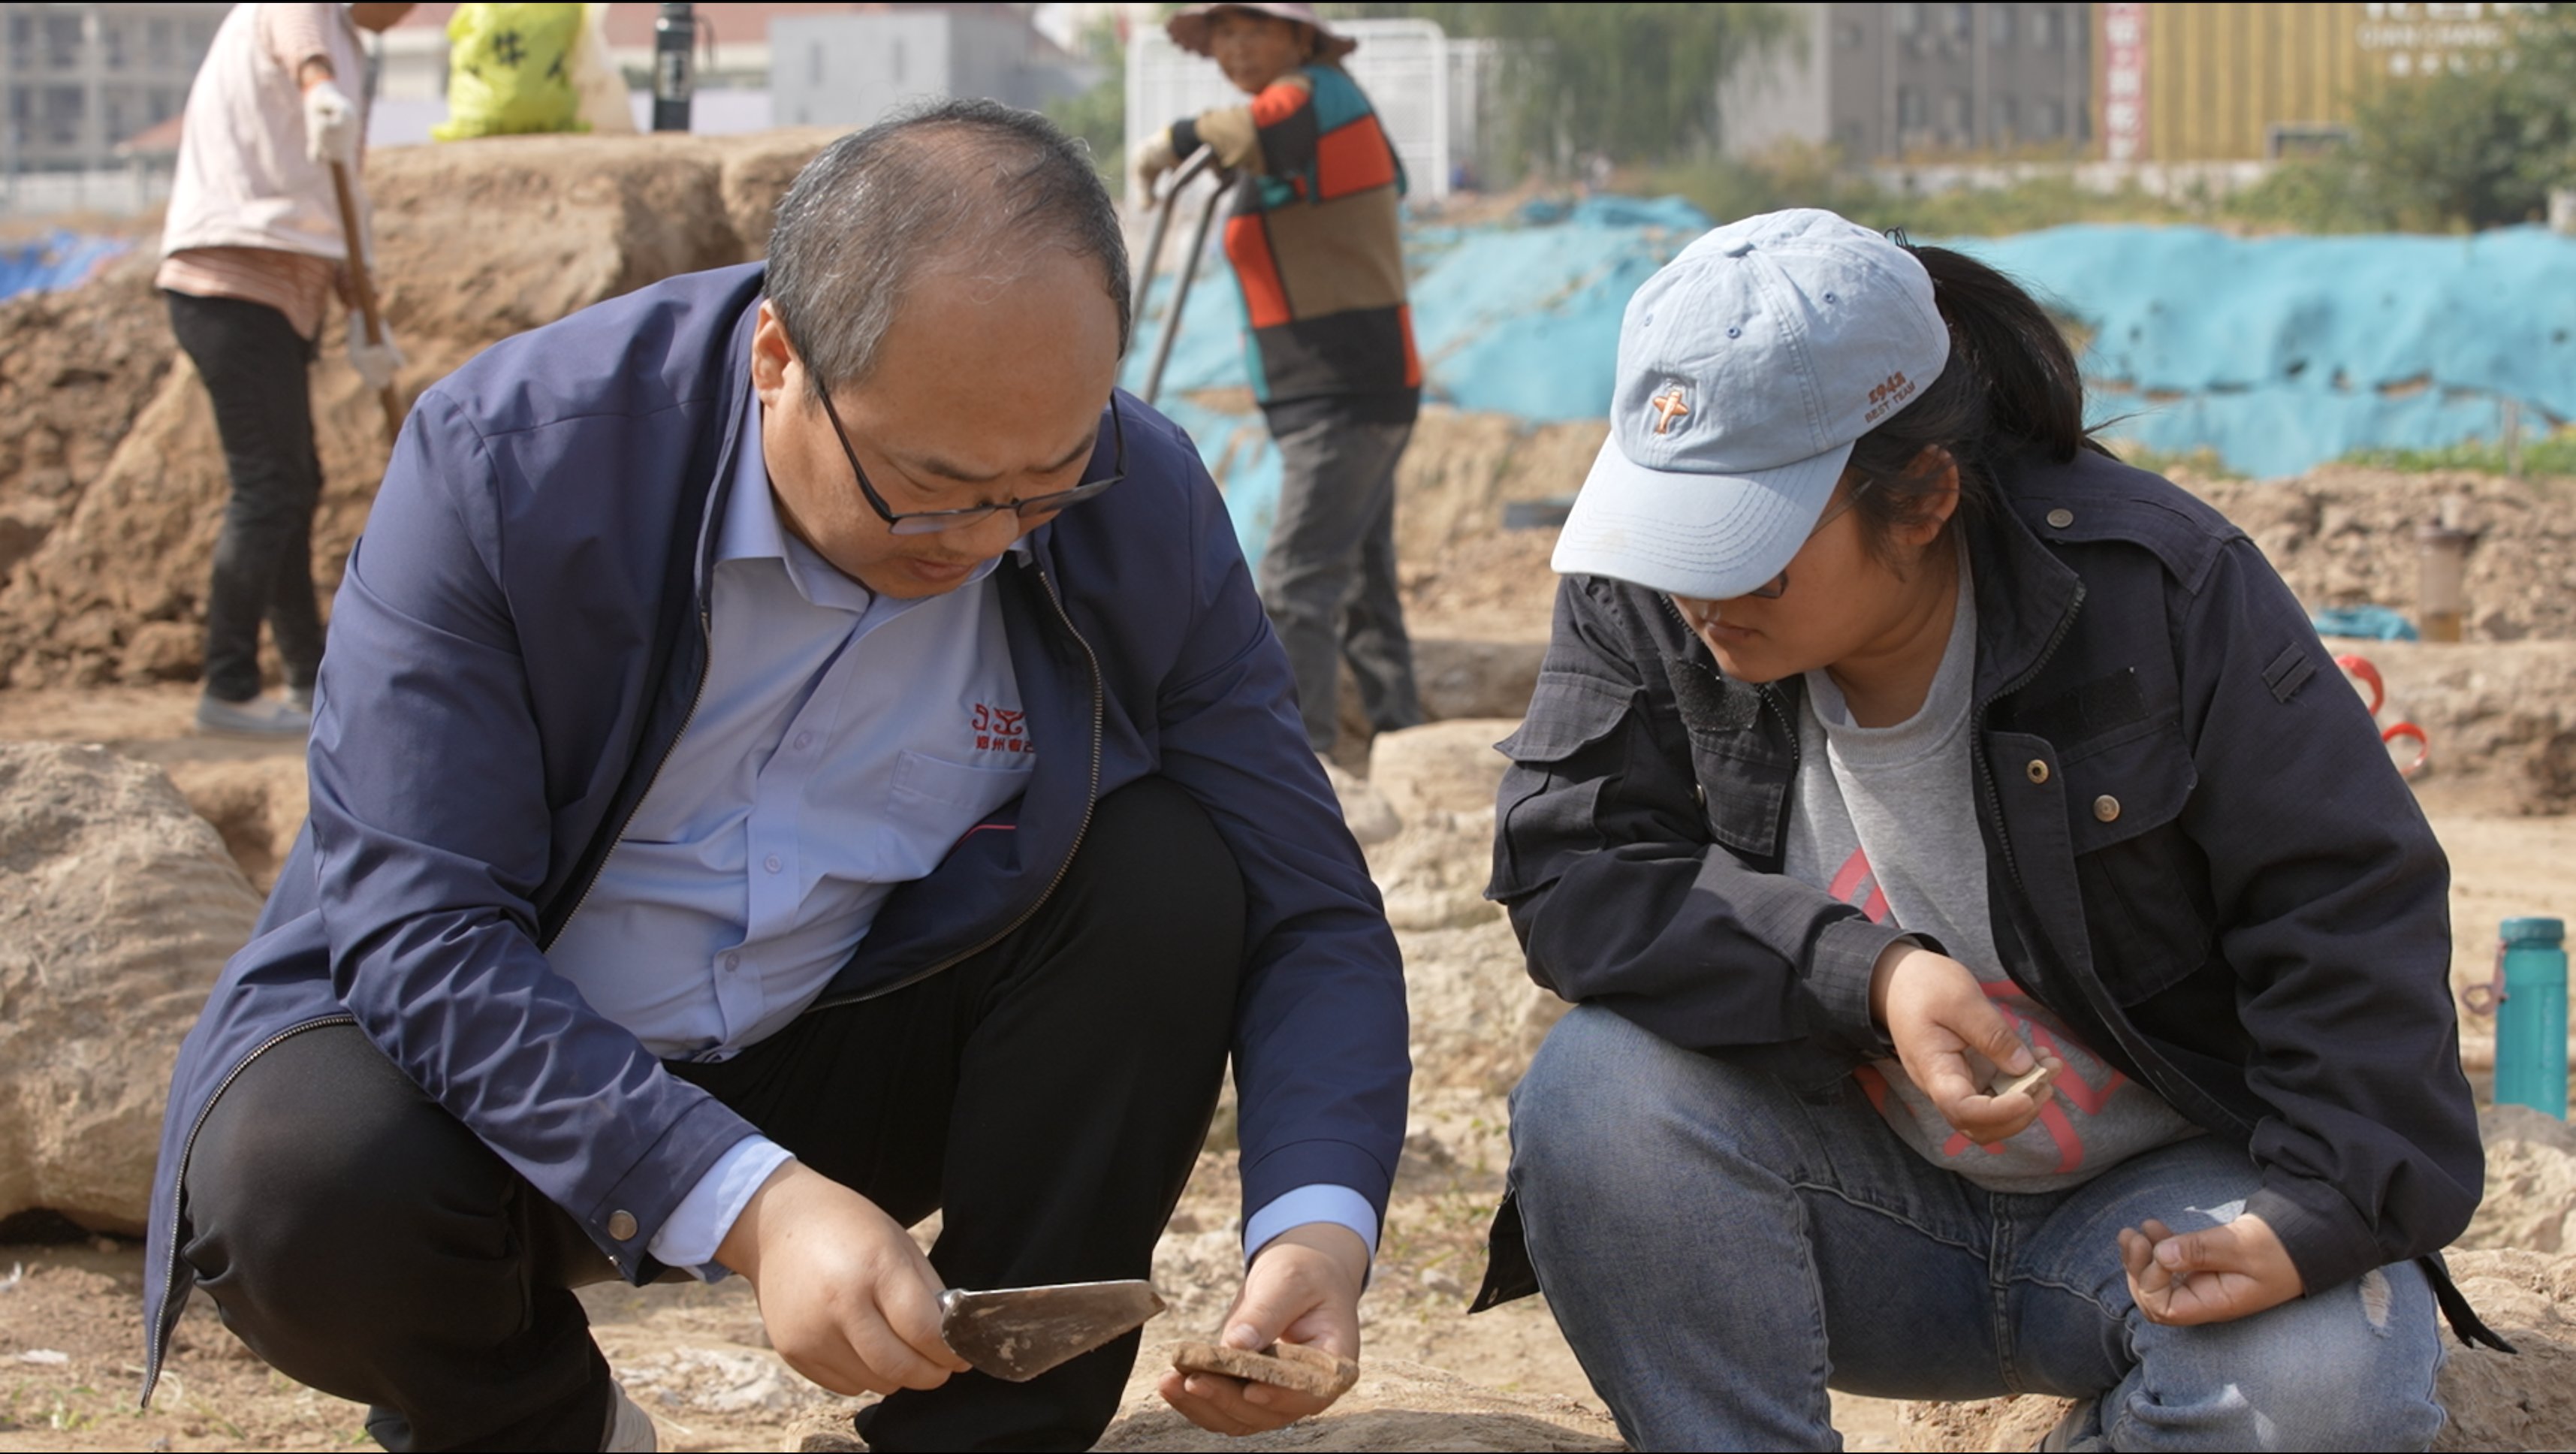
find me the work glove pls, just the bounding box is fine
[345,313,405,392]
[1134,127,1181,190]
[303,79,360,168]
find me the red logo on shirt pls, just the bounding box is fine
[972,703,1034,756]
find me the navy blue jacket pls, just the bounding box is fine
[140,264,1410,1398]
[1475,443,2498,1344]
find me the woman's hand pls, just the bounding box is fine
[2119,1214,2306,1326]
[1869,940,2058,1143]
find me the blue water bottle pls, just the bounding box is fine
[2495,917,2568,1120]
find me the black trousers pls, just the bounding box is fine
[164,288,327,703]
[179,778,1246,1452]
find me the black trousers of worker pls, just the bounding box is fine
[179,778,1246,1452]
[163,288,328,704]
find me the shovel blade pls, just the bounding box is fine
[939,1281,1166,1383]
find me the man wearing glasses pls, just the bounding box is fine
[140,102,1408,1453]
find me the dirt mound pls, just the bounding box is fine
[2182,464,2576,645]
[2433,1248,2576,1452]
[2359,639,2576,811]
[0,131,837,690]
[2463,1104,2576,1255]
[0,253,176,587]
[161,754,309,893]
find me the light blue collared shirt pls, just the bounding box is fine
[548,391,1377,1275]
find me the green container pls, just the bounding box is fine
[2496,917,2568,1121]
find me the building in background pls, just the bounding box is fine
[2,1,228,207]
[770,7,1087,131]
[1720,2,2096,162]
[2099,2,2522,164]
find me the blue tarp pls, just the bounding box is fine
[0,231,128,303]
[1122,195,1712,563]
[1945,225,2576,478]
[1128,204,2576,568]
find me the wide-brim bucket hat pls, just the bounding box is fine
[1166,2,1361,62]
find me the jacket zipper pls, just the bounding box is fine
[143,1012,357,1403]
[808,561,1106,1011]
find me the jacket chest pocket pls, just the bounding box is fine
[1685,733,1789,858]
[1661,654,1791,859]
[2059,722,2214,1003]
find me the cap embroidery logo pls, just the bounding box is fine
[1649,384,1691,436]
[1863,370,1915,424]
[971,703,1033,756]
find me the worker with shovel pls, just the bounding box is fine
[158,2,414,738]
[142,103,1406,1452]
[1136,2,1425,757]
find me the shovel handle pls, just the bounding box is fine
[328,159,404,445]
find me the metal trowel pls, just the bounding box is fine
[937,1280,1167,1382]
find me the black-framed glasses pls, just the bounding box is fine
[816,389,1127,536]
[1738,478,1876,600]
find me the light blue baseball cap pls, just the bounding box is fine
[1552,208,1951,599]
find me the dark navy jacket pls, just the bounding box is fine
[140,264,1411,1398]
[1475,443,2498,1344]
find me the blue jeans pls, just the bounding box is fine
[1509,1006,2448,1452]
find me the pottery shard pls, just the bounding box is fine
[0,741,262,1232]
[1173,1341,1362,1400]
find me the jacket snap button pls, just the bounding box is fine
[2094,795,2122,822]
[1694,783,1707,808]
[2026,759,2050,785]
[607,1211,638,1241]
[2046,508,2075,529]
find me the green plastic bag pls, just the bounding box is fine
[433,2,590,140]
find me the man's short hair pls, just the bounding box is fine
[765,98,1133,400]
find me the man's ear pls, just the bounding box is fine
[750,301,798,403]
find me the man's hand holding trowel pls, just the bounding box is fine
[722,1164,971,1395]
[725,1159,1370,1429]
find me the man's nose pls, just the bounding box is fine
[952,506,1028,561]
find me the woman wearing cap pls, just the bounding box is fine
[1135,3,1425,758]
[1477,210,2490,1449]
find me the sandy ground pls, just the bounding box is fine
[2,683,2571,1452]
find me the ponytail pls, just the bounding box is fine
[1845,242,2092,557]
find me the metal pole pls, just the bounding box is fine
[1142,170,1226,408]
[1129,147,1213,333]
[652,3,695,133]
